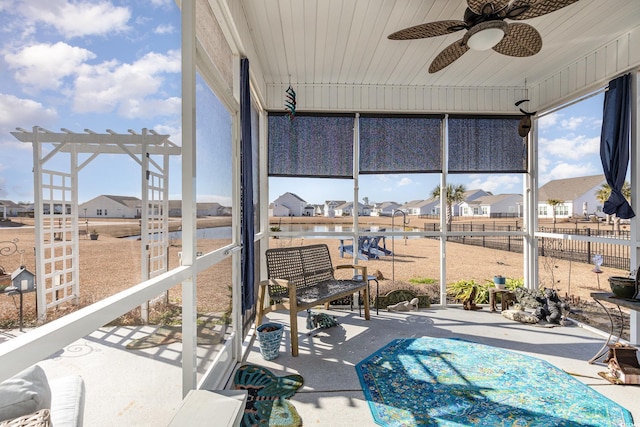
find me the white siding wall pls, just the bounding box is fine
[265,84,527,113]
[530,26,640,111]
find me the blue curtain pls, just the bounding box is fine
[240,58,255,311]
[600,73,634,219]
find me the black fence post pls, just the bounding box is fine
[586,228,591,264]
[482,224,486,247]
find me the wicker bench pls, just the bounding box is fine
[256,244,370,356]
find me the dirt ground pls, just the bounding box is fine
[0,216,631,334]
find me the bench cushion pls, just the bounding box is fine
[49,376,85,427]
[296,279,366,305]
[0,366,51,423]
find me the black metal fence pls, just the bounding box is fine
[420,223,630,271]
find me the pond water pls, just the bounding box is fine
[122,224,423,240]
[122,226,233,240]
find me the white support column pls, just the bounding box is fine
[353,114,361,309]
[525,117,539,290]
[231,54,242,363]
[71,142,80,304]
[630,71,639,345]
[440,116,448,306]
[141,129,150,322]
[32,127,46,322]
[181,0,198,396]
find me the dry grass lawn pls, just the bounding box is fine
[0,216,628,328]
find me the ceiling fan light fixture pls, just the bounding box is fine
[465,20,508,51]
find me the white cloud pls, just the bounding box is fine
[538,112,560,128]
[119,97,181,119]
[467,175,521,194]
[18,0,131,38]
[4,42,95,92]
[154,24,175,35]
[539,135,599,160]
[397,177,412,187]
[541,162,597,184]
[72,50,180,118]
[0,93,57,129]
[560,116,585,130]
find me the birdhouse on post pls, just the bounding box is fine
[10,266,36,294]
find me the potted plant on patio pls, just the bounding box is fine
[89,229,99,240]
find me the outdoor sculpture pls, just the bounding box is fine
[387,298,419,312]
[306,310,340,330]
[534,288,570,325]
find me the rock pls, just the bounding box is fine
[387,298,420,312]
[502,309,539,324]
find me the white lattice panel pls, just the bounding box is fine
[40,170,79,309]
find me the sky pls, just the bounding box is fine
[0,0,607,207]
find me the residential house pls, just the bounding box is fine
[400,198,440,216]
[168,201,231,217]
[370,201,401,216]
[0,200,27,218]
[334,201,371,216]
[459,194,523,218]
[79,195,142,219]
[324,200,347,218]
[271,192,313,217]
[537,175,607,220]
[451,189,491,216]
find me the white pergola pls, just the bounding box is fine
[10,127,181,321]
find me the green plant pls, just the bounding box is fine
[409,277,437,285]
[447,279,490,305]
[505,277,524,291]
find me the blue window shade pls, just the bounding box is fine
[359,115,443,173]
[448,116,526,173]
[268,113,354,177]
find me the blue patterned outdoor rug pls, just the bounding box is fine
[355,337,634,427]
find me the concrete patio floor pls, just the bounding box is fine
[3,306,639,426]
[245,307,640,426]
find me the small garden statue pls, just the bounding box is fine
[534,288,570,325]
[306,310,340,330]
[387,298,419,312]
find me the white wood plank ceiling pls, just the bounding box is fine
[239,0,640,92]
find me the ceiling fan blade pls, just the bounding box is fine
[388,20,465,40]
[492,23,542,57]
[506,0,579,20]
[467,0,510,16]
[429,39,470,73]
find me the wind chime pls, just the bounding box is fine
[285,83,296,120]
[515,99,536,137]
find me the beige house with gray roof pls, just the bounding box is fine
[537,175,607,220]
[79,195,142,218]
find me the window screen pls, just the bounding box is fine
[268,113,354,177]
[359,115,443,174]
[448,115,526,173]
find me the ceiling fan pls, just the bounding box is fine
[388,0,580,73]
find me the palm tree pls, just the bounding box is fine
[546,199,563,225]
[595,182,631,231]
[431,184,466,230]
